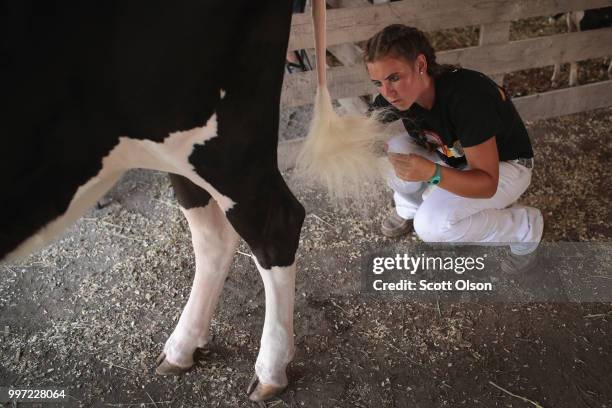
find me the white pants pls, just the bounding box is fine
[386,134,543,247]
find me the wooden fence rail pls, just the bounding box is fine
[288,0,612,50]
[282,27,612,107]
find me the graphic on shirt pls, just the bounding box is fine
[416,130,465,159]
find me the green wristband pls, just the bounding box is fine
[428,163,441,185]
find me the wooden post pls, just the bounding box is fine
[479,21,511,86]
[325,0,382,115]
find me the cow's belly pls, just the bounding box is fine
[5,109,234,262]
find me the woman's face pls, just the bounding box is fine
[366,55,425,111]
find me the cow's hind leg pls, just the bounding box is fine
[157,174,239,374]
[567,12,582,86]
[224,172,305,401]
[551,63,561,86]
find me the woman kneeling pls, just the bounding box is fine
[366,24,543,257]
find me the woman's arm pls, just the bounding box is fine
[388,136,500,199]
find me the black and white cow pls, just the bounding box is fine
[1,1,304,401]
[551,7,612,86]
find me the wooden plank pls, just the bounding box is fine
[289,0,612,50]
[329,42,364,66]
[282,27,612,107]
[282,61,372,108]
[513,80,612,122]
[479,21,511,85]
[326,0,366,8]
[438,27,612,75]
[326,0,375,114]
[479,22,511,45]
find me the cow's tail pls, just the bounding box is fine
[294,0,390,203]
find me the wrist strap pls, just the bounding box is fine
[428,163,442,185]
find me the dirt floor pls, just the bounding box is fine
[2,14,612,408]
[1,105,611,407]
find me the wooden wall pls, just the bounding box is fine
[281,0,612,122]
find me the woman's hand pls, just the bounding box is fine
[387,137,500,198]
[387,153,436,182]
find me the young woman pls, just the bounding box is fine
[366,24,543,257]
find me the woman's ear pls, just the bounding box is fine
[416,54,427,74]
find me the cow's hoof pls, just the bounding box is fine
[246,374,285,402]
[155,352,191,376]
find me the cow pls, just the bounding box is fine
[551,7,612,86]
[1,1,304,402]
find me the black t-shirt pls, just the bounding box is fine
[372,68,533,168]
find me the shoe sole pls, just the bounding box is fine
[381,221,413,238]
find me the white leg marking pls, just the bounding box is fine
[253,259,296,387]
[551,63,560,85]
[567,11,583,87]
[569,62,578,86]
[164,202,239,367]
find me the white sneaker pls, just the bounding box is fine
[509,207,544,255]
[501,246,542,275]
